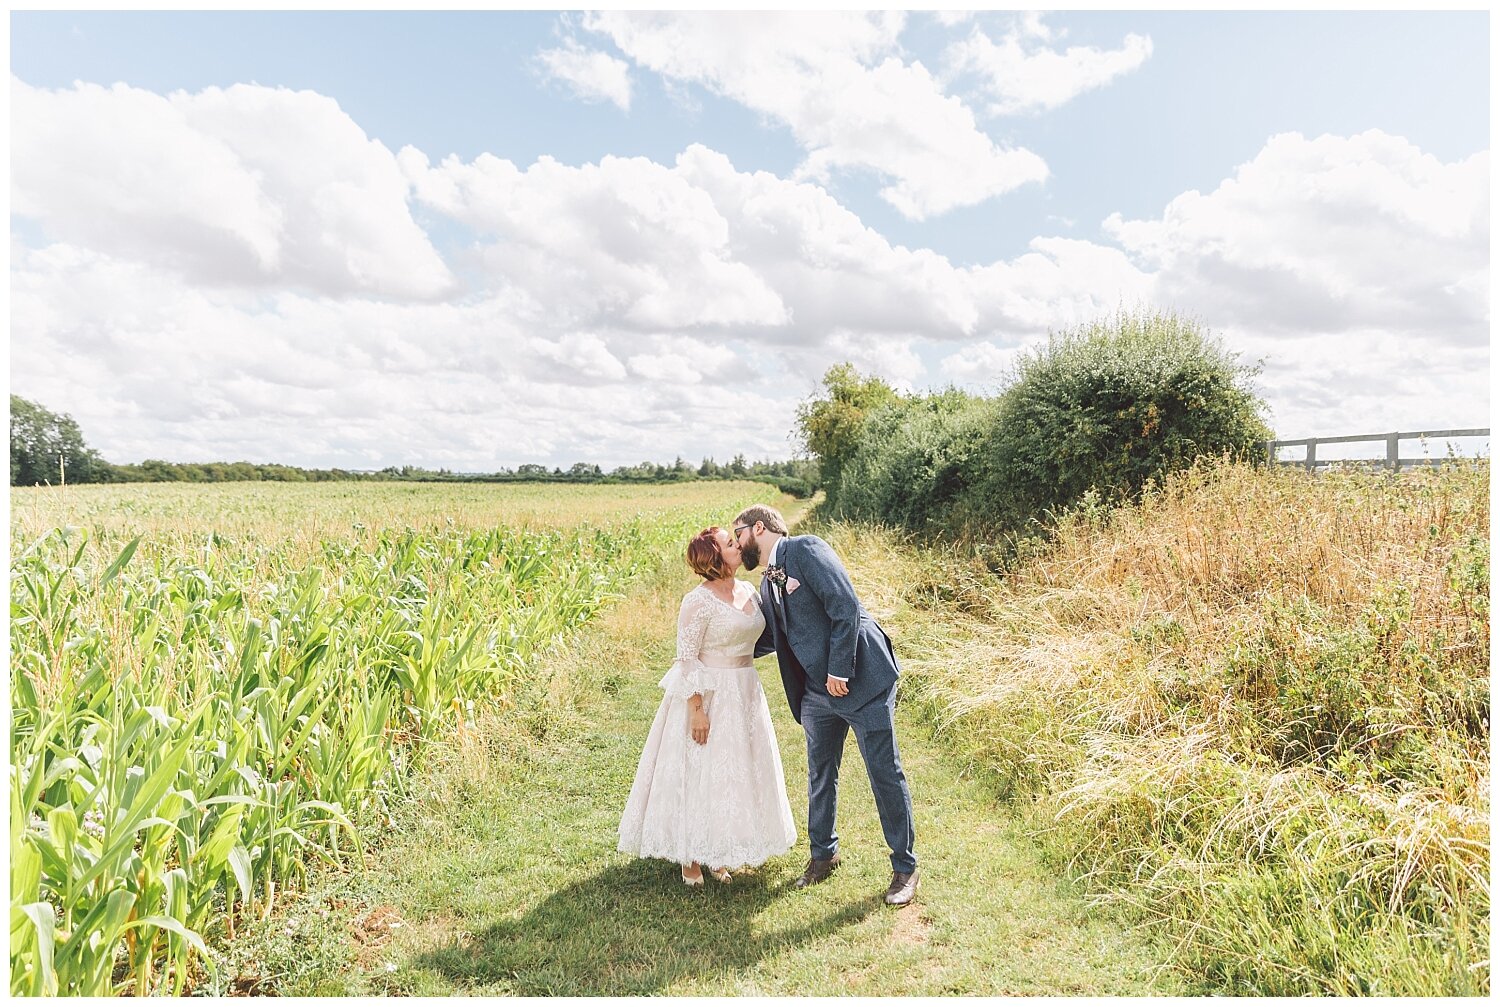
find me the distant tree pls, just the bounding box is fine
[794,363,901,495]
[10,395,108,485]
[138,459,183,482]
[5,397,815,491]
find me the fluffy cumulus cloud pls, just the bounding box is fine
[939,341,1023,384]
[9,242,795,468]
[397,140,1147,351]
[9,73,1488,469]
[12,78,454,300]
[935,131,1490,434]
[1103,130,1489,345]
[944,11,1153,116]
[936,130,1490,434]
[1230,324,1491,440]
[535,39,633,111]
[398,146,792,331]
[573,11,1049,220]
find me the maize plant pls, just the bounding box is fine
[10,483,776,994]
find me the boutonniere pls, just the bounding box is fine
[765,564,787,589]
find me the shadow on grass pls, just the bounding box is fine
[411,857,881,994]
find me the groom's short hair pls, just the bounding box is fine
[735,504,788,536]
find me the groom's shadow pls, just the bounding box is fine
[411,857,880,995]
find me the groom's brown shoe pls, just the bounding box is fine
[794,855,841,889]
[884,868,919,906]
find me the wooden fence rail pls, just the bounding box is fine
[1263,428,1490,472]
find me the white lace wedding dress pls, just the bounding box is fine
[618,579,797,869]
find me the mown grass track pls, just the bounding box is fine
[231,500,1180,996]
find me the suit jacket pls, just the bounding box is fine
[753,534,900,724]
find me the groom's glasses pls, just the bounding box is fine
[732,525,751,540]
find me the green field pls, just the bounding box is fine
[9,481,787,995]
[205,496,1179,996]
[10,465,1486,995]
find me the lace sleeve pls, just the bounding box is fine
[658,589,714,700]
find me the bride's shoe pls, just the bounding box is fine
[709,866,733,884]
[681,864,704,887]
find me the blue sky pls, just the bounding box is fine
[9,10,1491,469]
[15,10,1487,263]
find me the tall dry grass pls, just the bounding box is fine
[821,456,1489,995]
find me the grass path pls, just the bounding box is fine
[245,517,1183,995]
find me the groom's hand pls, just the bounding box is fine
[826,676,850,697]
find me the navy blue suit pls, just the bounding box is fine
[754,535,916,874]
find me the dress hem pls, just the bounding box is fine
[617,837,797,871]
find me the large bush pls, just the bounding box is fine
[829,389,995,534]
[796,311,1272,542]
[964,310,1272,532]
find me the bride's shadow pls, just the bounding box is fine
[411,857,880,995]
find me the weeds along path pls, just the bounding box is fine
[243,507,1179,995]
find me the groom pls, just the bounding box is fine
[733,504,919,907]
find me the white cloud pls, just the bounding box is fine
[400,139,1142,353]
[536,39,632,110]
[10,75,1487,467]
[944,12,1152,116]
[625,335,735,385]
[820,331,926,394]
[527,332,629,382]
[576,11,1048,220]
[963,236,1155,338]
[399,145,792,331]
[401,141,1039,344]
[9,242,797,468]
[1227,325,1491,438]
[932,11,977,28]
[1102,130,1490,343]
[12,79,455,301]
[939,340,1024,384]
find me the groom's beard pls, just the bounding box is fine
[740,538,761,570]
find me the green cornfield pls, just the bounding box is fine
[9,481,782,995]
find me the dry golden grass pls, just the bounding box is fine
[809,456,1490,995]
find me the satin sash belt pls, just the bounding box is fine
[698,654,755,669]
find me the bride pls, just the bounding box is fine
[618,526,797,885]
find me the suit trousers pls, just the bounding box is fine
[800,680,917,874]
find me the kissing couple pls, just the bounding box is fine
[617,504,919,906]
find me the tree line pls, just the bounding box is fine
[795,309,1274,564]
[8,395,817,497]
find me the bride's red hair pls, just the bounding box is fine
[687,527,731,581]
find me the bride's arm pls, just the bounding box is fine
[673,592,714,744]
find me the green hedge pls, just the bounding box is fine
[963,310,1273,532]
[827,389,995,534]
[803,310,1273,542]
